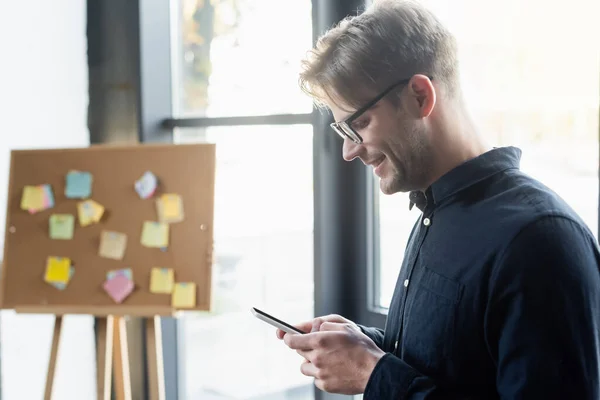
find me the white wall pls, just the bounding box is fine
[0,1,96,398]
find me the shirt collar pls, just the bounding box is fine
[409,146,522,211]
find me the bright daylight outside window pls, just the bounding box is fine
[172,0,315,399]
[376,0,600,309]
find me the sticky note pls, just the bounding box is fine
[135,171,158,199]
[51,267,75,290]
[150,268,174,294]
[65,171,93,199]
[99,231,128,260]
[49,214,75,240]
[172,282,196,308]
[157,194,184,223]
[103,274,134,303]
[21,184,54,213]
[77,199,105,226]
[107,268,133,281]
[42,184,55,209]
[45,257,71,284]
[21,186,44,211]
[141,221,169,248]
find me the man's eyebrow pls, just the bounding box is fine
[330,110,352,123]
[348,102,381,121]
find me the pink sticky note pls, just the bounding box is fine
[103,274,134,303]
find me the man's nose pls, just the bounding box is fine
[342,138,361,162]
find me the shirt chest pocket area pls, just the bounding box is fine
[401,267,463,373]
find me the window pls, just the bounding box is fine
[172,1,315,398]
[175,126,314,399]
[375,0,600,309]
[174,0,313,118]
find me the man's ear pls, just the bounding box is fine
[407,74,436,118]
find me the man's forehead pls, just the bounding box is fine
[324,95,356,122]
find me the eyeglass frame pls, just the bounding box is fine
[329,75,433,144]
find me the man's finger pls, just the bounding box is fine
[284,331,316,350]
[300,359,319,378]
[319,321,348,331]
[296,348,313,360]
[291,320,315,334]
[314,379,326,393]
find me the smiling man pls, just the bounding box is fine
[276,0,600,399]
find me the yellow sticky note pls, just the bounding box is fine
[150,268,175,294]
[21,185,44,211]
[50,267,75,290]
[77,200,105,227]
[157,194,184,223]
[172,282,196,308]
[141,221,169,248]
[45,257,71,284]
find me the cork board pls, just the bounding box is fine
[0,143,215,316]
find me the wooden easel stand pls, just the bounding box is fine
[44,315,165,400]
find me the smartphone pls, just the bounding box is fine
[251,307,306,335]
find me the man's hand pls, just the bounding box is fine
[282,320,385,395]
[275,314,354,338]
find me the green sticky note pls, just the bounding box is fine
[49,214,75,240]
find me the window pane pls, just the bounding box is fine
[173,0,313,118]
[174,125,314,400]
[376,0,600,309]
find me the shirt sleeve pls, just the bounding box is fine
[363,215,600,399]
[358,325,384,350]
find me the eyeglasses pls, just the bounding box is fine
[330,76,432,144]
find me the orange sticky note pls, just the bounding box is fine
[99,231,128,260]
[45,257,71,284]
[150,268,175,294]
[172,282,196,308]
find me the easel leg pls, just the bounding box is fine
[113,316,132,400]
[44,316,63,400]
[95,316,114,400]
[146,316,166,400]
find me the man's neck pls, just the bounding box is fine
[420,103,490,191]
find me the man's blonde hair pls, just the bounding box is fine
[299,0,459,110]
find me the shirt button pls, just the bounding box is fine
[423,217,431,226]
[403,279,409,288]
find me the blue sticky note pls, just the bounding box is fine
[65,171,93,199]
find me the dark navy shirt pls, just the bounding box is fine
[360,146,600,399]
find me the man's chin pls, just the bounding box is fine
[378,170,417,195]
[379,177,404,195]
